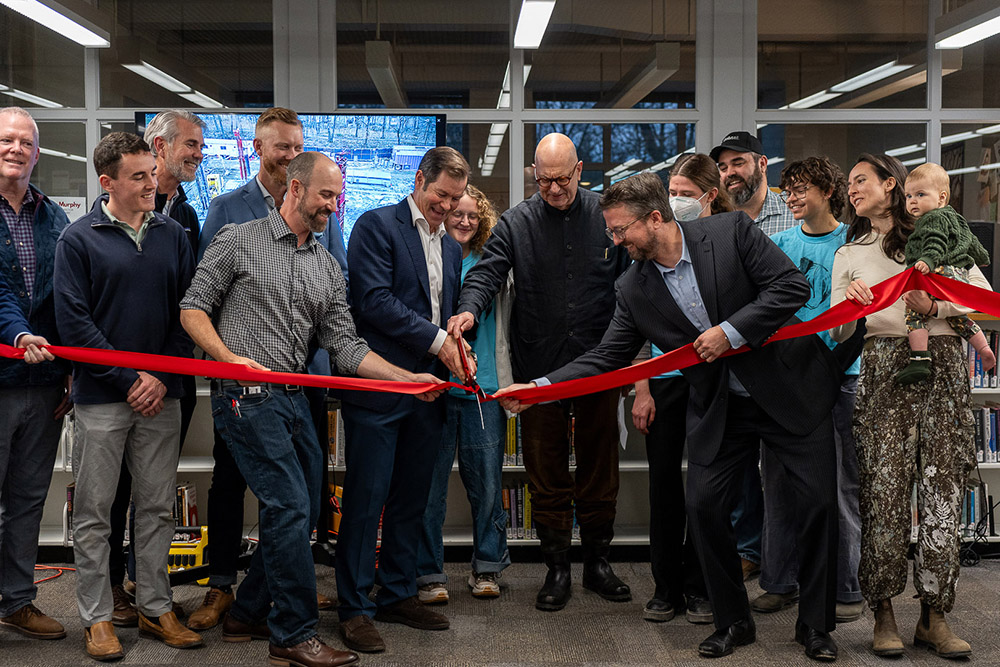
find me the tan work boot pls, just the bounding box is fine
[186,587,234,630]
[84,621,124,661]
[914,602,971,659]
[0,603,66,639]
[138,610,203,648]
[872,599,904,656]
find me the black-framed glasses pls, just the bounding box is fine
[535,172,575,188]
[779,184,813,202]
[604,212,648,241]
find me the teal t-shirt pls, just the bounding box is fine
[451,252,500,398]
[770,222,860,376]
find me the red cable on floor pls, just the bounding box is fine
[34,565,75,585]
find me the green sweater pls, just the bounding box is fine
[905,205,990,270]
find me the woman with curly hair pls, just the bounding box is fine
[415,184,514,601]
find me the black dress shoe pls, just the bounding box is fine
[685,596,715,625]
[795,619,838,662]
[643,597,675,622]
[698,619,756,658]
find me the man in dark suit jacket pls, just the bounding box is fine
[336,146,472,654]
[498,173,841,662]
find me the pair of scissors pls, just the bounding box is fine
[457,339,486,429]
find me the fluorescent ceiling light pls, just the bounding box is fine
[513,0,556,49]
[937,15,1000,49]
[830,61,913,93]
[886,143,926,157]
[591,183,604,192]
[941,131,978,145]
[39,146,86,162]
[0,0,110,47]
[481,167,493,177]
[781,90,840,110]
[123,61,190,93]
[976,123,1000,135]
[901,157,926,167]
[947,161,1000,176]
[487,134,505,149]
[484,146,501,159]
[0,85,62,108]
[605,158,639,177]
[178,90,224,109]
[768,157,785,165]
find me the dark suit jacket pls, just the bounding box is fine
[547,211,841,465]
[345,198,462,411]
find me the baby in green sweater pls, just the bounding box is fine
[897,162,994,385]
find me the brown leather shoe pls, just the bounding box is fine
[0,603,66,639]
[269,635,359,666]
[138,611,203,648]
[317,591,336,610]
[111,585,138,628]
[741,558,760,581]
[84,621,124,661]
[339,614,385,653]
[374,596,449,630]
[186,587,234,630]
[222,613,270,642]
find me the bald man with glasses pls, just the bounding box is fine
[449,133,631,613]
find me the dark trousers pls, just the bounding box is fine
[108,376,197,584]
[336,398,444,620]
[686,394,838,632]
[646,377,706,606]
[519,388,620,536]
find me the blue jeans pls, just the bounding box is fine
[416,397,510,585]
[760,376,862,602]
[211,385,321,648]
[0,385,63,617]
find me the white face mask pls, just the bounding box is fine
[669,191,710,222]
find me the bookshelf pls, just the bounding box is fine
[965,316,1000,546]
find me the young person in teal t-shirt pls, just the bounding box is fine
[758,156,864,623]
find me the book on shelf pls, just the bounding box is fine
[328,408,344,467]
[969,331,1000,389]
[173,483,198,527]
[974,407,999,463]
[65,482,75,542]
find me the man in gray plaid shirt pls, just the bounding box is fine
[181,151,442,667]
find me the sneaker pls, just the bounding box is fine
[468,572,501,598]
[417,583,449,605]
[0,603,66,639]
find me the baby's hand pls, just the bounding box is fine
[914,260,930,275]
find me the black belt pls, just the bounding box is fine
[212,379,303,393]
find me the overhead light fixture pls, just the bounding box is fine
[901,157,926,167]
[768,157,785,166]
[122,61,189,93]
[605,158,640,177]
[178,90,224,109]
[39,146,86,162]
[941,131,978,145]
[781,90,840,110]
[886,143,926,157]
[976,123,1000,135]
[0,0,110,47]
[830,61,913,93]
[366,40,408,108]
[480,65,529,177]
[935,0,1000,49]
[947,161,1000,176]
[596,42,680,108]
[0,83,62,108]
[513,0,556,49]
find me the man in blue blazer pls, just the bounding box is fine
[336,147,472,654]
[187,107,348,631]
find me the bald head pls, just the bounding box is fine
[285,152,343,235]
[533,133,583,210]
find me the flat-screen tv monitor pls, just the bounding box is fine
[135,112,446,242]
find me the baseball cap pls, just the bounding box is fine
[710,131,764,162]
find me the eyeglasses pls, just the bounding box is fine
[449,211,480,222]
[534,172,576,188]
[779,185,813,202]
[604,212,648,241]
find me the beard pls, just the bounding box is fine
[262,154,289,186]
[297,198,329,233]
[166,157,196,183]
[726,163,763,206]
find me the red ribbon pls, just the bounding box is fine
[2,270,993,404]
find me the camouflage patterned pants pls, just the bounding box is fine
[853,336,975,613]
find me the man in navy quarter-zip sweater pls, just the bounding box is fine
[54,132,199,662]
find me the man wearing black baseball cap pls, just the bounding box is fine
[711,131,794,237]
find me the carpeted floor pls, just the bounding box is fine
[4,559,1000,666]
